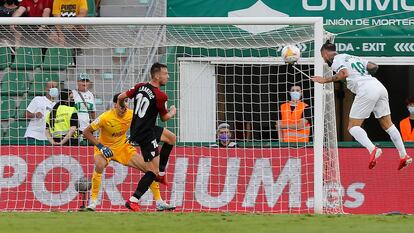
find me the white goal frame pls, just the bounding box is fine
[0,17,326,213]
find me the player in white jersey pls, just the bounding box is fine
[311,41,412,170]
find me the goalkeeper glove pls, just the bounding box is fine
[97,143,113,158]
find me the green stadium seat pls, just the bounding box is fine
[28,72,60,96]
[0,47,12,70]
[87,0,96,17]
[4,120,28,140]
[0,97,16,119]
[16,96,34,119]
[0,72,29,96]
[10,47,42,70]
[42,48,73,71]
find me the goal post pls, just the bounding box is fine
[0,17,342,214]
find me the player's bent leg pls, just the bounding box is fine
[378,115,412,170]
[158,128,176,185]
[348,118,381,169]
[87,154,108,211]
[126,153,147,172]
[160,128,176,145]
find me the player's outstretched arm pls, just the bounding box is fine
[367,61,379,75]
[311,69,348,84]
[160,105,176,122]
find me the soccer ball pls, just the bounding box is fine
[74,177,92,193]
[281,45,301,64]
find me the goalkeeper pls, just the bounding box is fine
[82,93,175,211]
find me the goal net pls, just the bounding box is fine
[0,17,342,214]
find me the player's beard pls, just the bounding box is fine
[326,58,333,67]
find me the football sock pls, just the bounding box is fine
[385,125,407,158]
[150,181,162,201]
[132,171,156,201]
[91,171,102,201]
[349,126,376,154]
[159,143,174,172]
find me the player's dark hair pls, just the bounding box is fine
[150,62,168,78]
[406,97,414,105]
[320,40,336,52]
[113,93,121,103]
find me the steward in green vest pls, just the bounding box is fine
[46,89,79,146]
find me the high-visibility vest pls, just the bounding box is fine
[399,117,414,142]
[46,105,78,138]
[280,101,310,143]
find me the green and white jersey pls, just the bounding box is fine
[72,89,96,131]
[331,53,376,94]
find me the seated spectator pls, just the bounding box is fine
[24,81,58,143]
[276,85,311,143]
[52,0,88,17]
[12,0,52,17]
[45,89,79,146]
[0,0,19,17]
[50,0,88,51]
[399,97,414,142]
[210,123,237,148]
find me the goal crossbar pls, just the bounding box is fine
[0,17,324,26]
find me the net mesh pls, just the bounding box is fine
[0,19,342,213]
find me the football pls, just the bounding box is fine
[281,45,301,64]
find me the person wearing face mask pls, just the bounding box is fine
[276,85,311,143]
[210,123,237,148]
[399,97,414,142]
[45,89,79,146]
[24,81,58,143]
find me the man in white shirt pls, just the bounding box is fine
[24,81,58,141]
[311,41,412,170]
[72,73,96,134]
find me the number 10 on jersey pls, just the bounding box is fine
[135,93,149,118]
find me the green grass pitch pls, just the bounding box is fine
[0,212,412,233]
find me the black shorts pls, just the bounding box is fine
[137,126,164,162]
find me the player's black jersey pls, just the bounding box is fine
[126,83,168,144]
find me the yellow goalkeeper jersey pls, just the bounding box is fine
[90,109,133,150]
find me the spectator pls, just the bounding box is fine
[0,0,19,17]
[210,123,237,148]
[399,97,414,142]
[51,0,88,56]
[24,81,58,143]
[52,0,88,17]
[71,73,96,134]
[276,85,311,143]
[12,0,52,17]
[45,89,79,146]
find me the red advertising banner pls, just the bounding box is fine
[0,146,413,214]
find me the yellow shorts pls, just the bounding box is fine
[94,142,137,166]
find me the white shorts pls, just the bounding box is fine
[349,80,390,119]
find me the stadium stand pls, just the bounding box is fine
[0,47,12,70]
[0,96,16,119]
[41,48,73,71]
[0,71,29,96]
[28,72,60,96]
[10,47,42,70]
